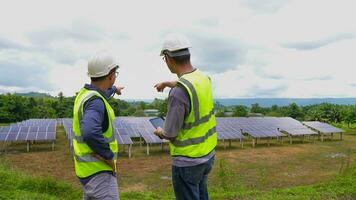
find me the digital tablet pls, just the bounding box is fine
[149,117,165,129]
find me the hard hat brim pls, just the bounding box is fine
[160,48,190,57]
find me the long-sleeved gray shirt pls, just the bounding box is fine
[162,83,215,167]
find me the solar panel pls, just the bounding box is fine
[114,128,133,145]
[17,126,30,141]
[47,126,56,140]
[0,133,7,141]
[27,126,39,140]
[303,121,344,134]
[0,126,9,141]
[115,117,166,144]
[0,126,10,134]
[6,126,20,141]
[222,117,284,138]
[138,128,163,144]
[36,126,48,140]
[279,128,316,136]
[216,118,245,140]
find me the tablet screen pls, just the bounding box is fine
[149,117,165,129]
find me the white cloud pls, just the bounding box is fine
[0,0,355,99]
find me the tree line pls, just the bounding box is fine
[215,102,356,128]
[1,93,356,128]
[0,93,167,123]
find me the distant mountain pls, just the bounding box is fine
[14,92,52,98]
[214,98,356,107]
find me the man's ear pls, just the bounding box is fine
[108,72,115,81]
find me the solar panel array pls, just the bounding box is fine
[265,117,317,136]
[36,117,343,156]
[63,118,134,146]
[62,118,74,142]
[115,117,165,144]
[0,119,57,142]
[0,119,57,152]
[303,121,344,134]
[216,118,244,140]
[237,117,285,138]
[214,117,320,140]
[17,119,57,127]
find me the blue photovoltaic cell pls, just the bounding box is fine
[17,126,30,141]
[216,118,245,140]
[0,126,10,134]
[27,127,38,140]
[6,126,20,141]
[37,126,47,140]
[0,133,7,141]
[46,126,56,140]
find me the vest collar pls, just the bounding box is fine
[178,68,197,78]
[84,84,110,100]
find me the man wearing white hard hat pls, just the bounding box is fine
[72,52,124,199]
[154,33,217,200]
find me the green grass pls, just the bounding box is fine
[206,161,356,200]
[119,161,356,200]
[2,156,355,200]
[0,160,81,200]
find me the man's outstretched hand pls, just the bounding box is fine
[154,81,177,92]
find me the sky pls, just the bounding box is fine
[0,0,355,100]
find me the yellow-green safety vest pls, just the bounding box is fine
[72,88,119,178]
[169,69,217,158]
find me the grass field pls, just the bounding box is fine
[0,126,356,199]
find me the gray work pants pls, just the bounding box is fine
[83,173,119,200]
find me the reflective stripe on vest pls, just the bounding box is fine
[172,126,216,147]
[180,78,215,130]
[75,153,118,162]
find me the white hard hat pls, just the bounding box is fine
[160,33,191,57]
[87,52,119,78]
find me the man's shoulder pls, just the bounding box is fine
[169,85,191,109]
[170,84,188,97]
[84,96,105,112]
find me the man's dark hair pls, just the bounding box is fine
[90,67,117,82]
[168,54,190,65]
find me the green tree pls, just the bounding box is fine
[285,103,304,120]
[250,103,265,114]
[232,105,248,117]
[344,106,356,128]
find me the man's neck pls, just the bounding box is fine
[177,63,194,78]
[90,81,108,91]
